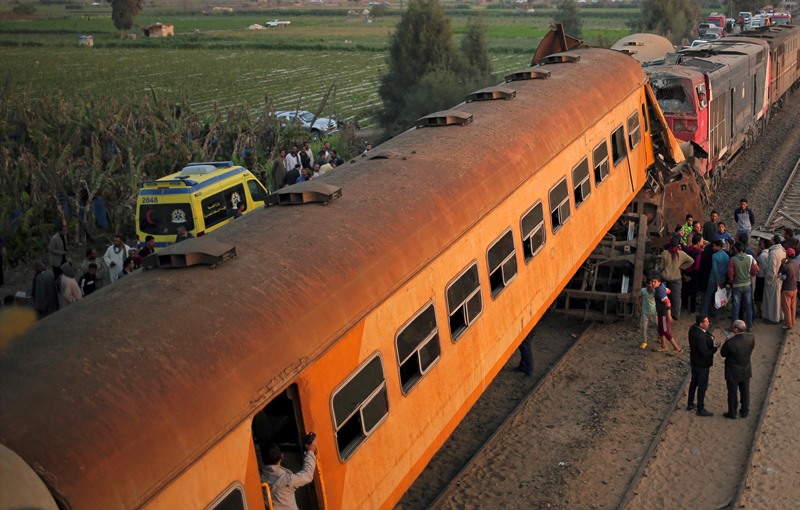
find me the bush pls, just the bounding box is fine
[0,92,281,263]
[12,3,37,15]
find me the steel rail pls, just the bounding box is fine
[425,324,593,510]
[731,328,790,507]
[617,367,692,509]
[765,155,800,228]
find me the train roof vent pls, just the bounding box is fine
[504,69,551,82]
[465,85,517,102]
[415,110,473,128]
[269,181,342,206]
[541,54,580,64]
[142,237,236,270]
[367,150,405,160]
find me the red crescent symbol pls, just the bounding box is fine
[145,209,156,225]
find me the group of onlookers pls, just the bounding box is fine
[16,230,154,319]
[638,197,797,420]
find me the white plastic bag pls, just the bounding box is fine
[714,286,730,309]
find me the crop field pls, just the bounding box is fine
[0,3,639,127]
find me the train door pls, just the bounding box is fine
[251,385,322,510]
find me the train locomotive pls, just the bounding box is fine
[643,25,800,196]
[2,46,687,509]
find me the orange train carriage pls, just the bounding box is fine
[0,47,684,509]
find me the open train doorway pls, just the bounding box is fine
[251,385,321,510]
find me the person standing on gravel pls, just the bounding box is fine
[639,278,658,350]
[700,240,730,322]
[733,198,755,246]
[763,235,786,324]
[702,210,720,243]
[651,272,682,355]
[779,248,799,330]
[720,320,755,419]
[687,315,720,417]
[661,237,694,320]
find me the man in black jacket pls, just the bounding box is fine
[687,315,720,416]
[720,320,756,419]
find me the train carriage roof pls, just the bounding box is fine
[736,24,799,50]
[0,48,649,508]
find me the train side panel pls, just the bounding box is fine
[146,424,262,509]
[0,49,684,510]
[295,88,652,509]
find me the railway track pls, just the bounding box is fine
[620,324,788,510]
[424,324,592,509]
[762,155,800,231]
[420,320,688,509]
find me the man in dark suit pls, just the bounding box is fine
[687,315,720,416]
[720,320,756,419]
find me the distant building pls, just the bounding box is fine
[141,23,174,38]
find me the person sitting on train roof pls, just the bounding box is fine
[261,439,318,510]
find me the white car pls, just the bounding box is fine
[265,19,291,28]
[275,110,339,139]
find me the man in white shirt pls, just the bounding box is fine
[260,438,318,510]
[103,234,129,283]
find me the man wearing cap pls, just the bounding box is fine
[733,198,755,246]
[779,247,799,329]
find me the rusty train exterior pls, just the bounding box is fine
[0,47,685,509]
[644,25,800,189]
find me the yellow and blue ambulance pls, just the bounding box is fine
[136,162,269,248]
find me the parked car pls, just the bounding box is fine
[275,110,339,139]
[749,14,763,28]
[698,22,712,37]
[700,27,725,41]
[265,19,290,27]
[736,11,752,25]
[690,39,711,47]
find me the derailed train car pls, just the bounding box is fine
[0,47,685,509]
[644,25,800,192]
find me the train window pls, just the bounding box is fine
[571,159,591,207]
[549,178,571,232]
[206,483,246,510]
[331,354,389,461]
[611,126,627,166]
[592,142,610,185]
[520,202,545,262]
[396,303,440,394]
[446,263,483,341]
[487,229,518,298]
[627,112,641,150]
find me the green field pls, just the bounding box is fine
[0,2,640,127]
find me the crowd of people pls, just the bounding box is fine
[265,140,371,192]
[638,198,797,419]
